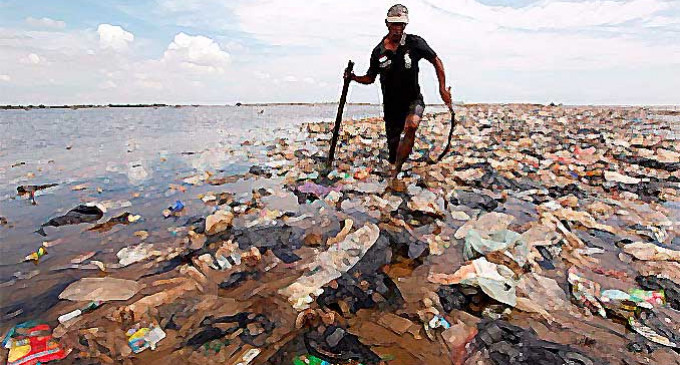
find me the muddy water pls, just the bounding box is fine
[0,104,392,321]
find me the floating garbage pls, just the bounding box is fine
[162,200,185,218]
[23,245,47,264]
[293,354,331,365]
[628,289,665,307]
[297,181,341,198]
[568,267,607,317]
[16,183,58,204]
[629,317,677,348]
[88,212,141,232]
[205,209,234,235]
[116,243,156,267]
[59,277,142,301]
[127,325,166,353]
[429,257,518,306]
[2,322,68,365]
[57,301,102,324]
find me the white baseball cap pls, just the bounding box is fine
[386,4,409,24]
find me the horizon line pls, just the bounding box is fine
[1,102,678,110]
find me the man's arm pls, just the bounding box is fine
[345,72,375,85]
[414,35,452,109]
[430,56,452,110]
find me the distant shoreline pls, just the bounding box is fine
[1,102,677,112]
[0,102,380,110]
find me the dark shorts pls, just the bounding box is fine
[384,99,425,163]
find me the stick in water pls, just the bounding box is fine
[327,60,354,166]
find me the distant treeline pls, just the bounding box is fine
[1,102,382,110]
[1,104,169,110]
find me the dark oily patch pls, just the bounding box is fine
[470,319,600,364]
[449,189,498,211]
[219,271,260,290]
[37,204,104,236]
[304,325,382,365]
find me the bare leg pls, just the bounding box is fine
[393,114,421,177]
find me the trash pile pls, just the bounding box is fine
[1,104,679,364]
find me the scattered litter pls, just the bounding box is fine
[17,183,58,204]
[567,267,606,317]
[2,105,677,364]
[3,322,68,365]
[205,210,234,235]
[162,200,185,218]
[23,245,47,264]
[88,212,141,232]
[127,325,166,353]
[629,317,677,348]
[117,243,156,267]
[297,182,341,198]
[57,301,102,324]
[59,277,142,301]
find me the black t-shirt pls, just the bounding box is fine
[366,34,437,113]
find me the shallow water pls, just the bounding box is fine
[0,104,400,319]
[0,105,391,192]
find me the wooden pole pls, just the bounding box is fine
[327,60,354,165]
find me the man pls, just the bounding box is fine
[346,4,452,177]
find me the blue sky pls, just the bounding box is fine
[1,0,679,105]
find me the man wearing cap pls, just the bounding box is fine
[346,4,452,177]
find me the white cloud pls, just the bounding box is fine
[226,0,680,104]
[25,17,66,29]
[162,33,230,73]
[99,80,117,89]
[222,40,246,53]
[154,0,238,30]
[21,53,42,64]
[423,0,669,30]
[135,79,164,90]
[158,0,206,13]
[97,24,134,51]
[0,74,10,82]
[254,71,270,79]
[229,0,680,72]
[28,53,41,64]
[234,0,385,47]
[644,15,680,27]
[2,0,679,105]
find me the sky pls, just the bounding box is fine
[0,0,679,105]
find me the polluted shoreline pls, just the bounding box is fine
[1,104,679,364]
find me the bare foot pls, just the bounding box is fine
[390,163,403,179]
[387,176,407,192]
